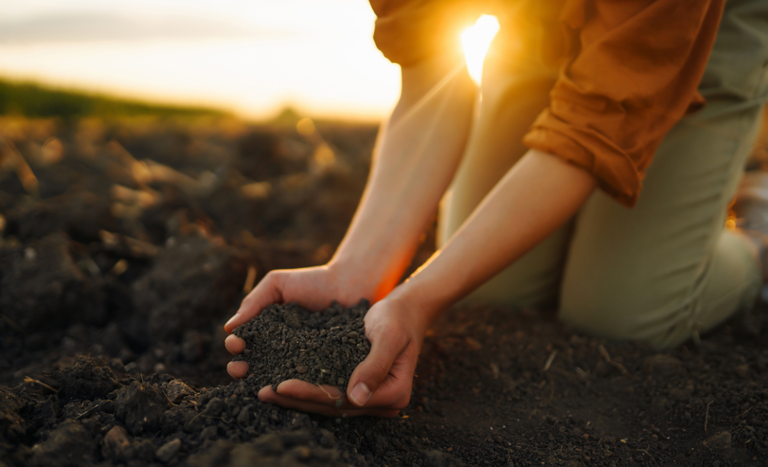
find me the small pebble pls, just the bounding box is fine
[155,439,181,463]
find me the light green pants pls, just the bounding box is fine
[439,0,768,349]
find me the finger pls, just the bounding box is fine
[258,386,400,418]
[227,361,249,379]
[224,272,284,333]
[275,380,381,410]
[224,335,245,355]
[362,341,419,408]
[276,380,346,405]
[347,327,409,407]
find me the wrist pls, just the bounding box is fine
[323,259,375,302]
[326,256,397,304]
[328,249,412,304]
[385,281,441,338]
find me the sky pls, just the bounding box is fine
[0,0,404,120]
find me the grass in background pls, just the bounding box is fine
[0,78,228,119]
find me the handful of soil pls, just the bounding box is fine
[232,300,371,392]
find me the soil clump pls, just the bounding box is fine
[232,301,371,391]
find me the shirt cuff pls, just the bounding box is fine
[523,108,642,207]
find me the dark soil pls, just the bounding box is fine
[232,301,371,391]
[1,114,767,467]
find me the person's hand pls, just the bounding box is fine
[257,295,426,417]
[224,264,373,379]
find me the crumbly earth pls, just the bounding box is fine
[232,301,371,391]
[1,115,767,467]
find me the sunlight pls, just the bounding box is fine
[0,0,401,120]
[461,15,500,85]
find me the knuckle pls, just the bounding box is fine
[393,394,411,410]
[264,271,278,284]
[382,409,400,418]
[362,361,390,382]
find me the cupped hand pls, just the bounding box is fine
[257,295,426,417]
[224,264,371,379]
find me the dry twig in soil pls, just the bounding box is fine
[598,344,631,376]
[23,376,58,393]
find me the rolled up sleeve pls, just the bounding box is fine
[369,0,482,66]
[523,0,725,207]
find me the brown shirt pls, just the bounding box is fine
[370,0,725,206]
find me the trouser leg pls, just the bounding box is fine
[438,53,566,307]
[558,0,768,349]
[559,109,763,349]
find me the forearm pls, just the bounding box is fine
[330,55,476,301]
[391,149,597,331]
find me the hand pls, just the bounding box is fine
[224,264,373,379]
[257,295,426,417]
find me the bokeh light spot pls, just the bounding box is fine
[296,117,316,137]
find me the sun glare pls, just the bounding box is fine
[0,1,401,120]
[461,15,500,85]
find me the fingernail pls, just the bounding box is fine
[349,382,371,407]
[225,313,239,330]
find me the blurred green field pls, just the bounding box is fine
[0,78,228,119]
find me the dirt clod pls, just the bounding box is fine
[115,381,169,435]
[0,233,106,332]
[284,307,302,328]
[130,234,249,342]
[642,354,684,376]
[102,425,131,461]
[232,301,371,391]
[202,397,225,417]
[0,387,26,443]
[706,431,733,450]
[54,355,119,403]
[155,438,182,463]
[164,379,195,403]
[28,421,95,467]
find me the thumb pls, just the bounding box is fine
[347,328,408,407]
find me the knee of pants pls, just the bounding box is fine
[558,293,692,350]
[558,232,762,350]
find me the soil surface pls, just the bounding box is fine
[232,301,371,391]
[1,114,767,467]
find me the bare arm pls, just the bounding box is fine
[263,149,596,414]
[389,149,597,330]
[224,53,476,334]
[329,54,477,301]
[224,55,476,395]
